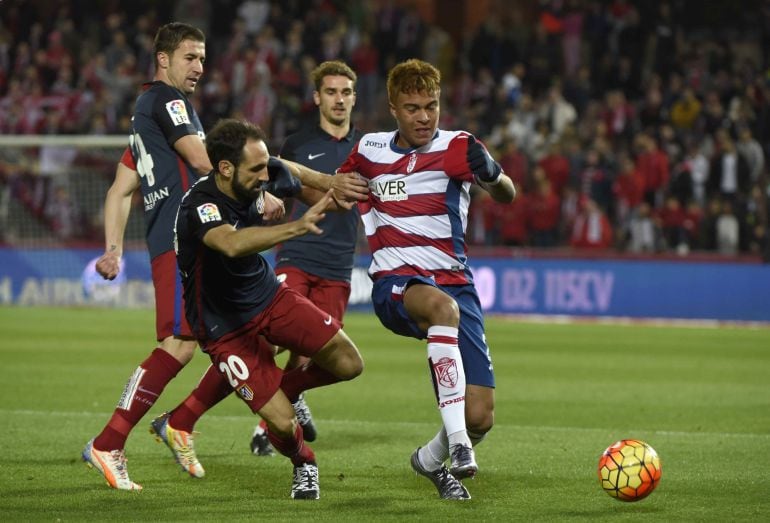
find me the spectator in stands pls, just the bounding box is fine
[716,201,740,255]
[529,176,561,247]
[570,198,613,249]
[626,202,660,253]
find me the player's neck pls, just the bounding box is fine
[320,119,350,140]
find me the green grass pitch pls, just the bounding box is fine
[0,307,768,521]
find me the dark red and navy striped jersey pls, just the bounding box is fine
[130,81,204,260]
[175,176,280,343]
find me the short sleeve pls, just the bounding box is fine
[185,190,227,240]
[443,133,476,183]
[151,84,200,147]
[119,147,135,170]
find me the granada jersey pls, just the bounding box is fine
[175,176,280,342]
[130,81,204,260]
[338,130,478,285]
[275,125,362,282]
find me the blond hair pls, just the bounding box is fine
[386,59,441,103]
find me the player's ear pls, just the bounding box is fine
[156,51,169,69]
[313,90,321,107]
[389,102,396,118]
[218,160,234,180]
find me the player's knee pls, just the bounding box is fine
[334,341,364,380]
[266,415,297,439]
[320,330,364,380]
[428,296,460,327]
[160,337,197,365]
[466,407,494,435]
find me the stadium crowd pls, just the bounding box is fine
[0,0,768,259]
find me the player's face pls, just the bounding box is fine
[231,139,270,202]
[314,75,356,127]
[165,39,206,95]
[390,90,440,149]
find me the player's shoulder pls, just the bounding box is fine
[356,131,396,152]
[434,129,472,148]
[282,127,318,150]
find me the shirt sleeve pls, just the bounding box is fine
[185,190,227,240]
[119,147,136,169]
[151,84,201,148]
[443,133,476,183]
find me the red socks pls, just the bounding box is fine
[279,361,340,403]
[168,364,233,432]
[93,348,182,451]
[268,424,316,466]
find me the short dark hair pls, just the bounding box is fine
[311,60,357,91]
[153,22,205,66]
[206,119,267,170]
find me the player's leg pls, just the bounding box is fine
[84,252,194,490]
[401,283,476,477]
[417,285,495,480]
[150,359,234,478]
[260,285,363,403]
[285,274,350,441]
[209,325,319,499]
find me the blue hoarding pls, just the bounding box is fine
[0,248,768,322]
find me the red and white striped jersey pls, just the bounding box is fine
[339,129,478,285]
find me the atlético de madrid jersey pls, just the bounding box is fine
[175,176,280,343]
[338,130,478,286]
[130,81,204,259]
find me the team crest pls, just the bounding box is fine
[237,384,254,401]
[406,152,417,173]
[433,357,458,388]
[196,203,221,223]
[165,99,191,126]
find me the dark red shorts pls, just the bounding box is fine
[205,283,342,412]
[275,266,351,321]
[151,250,192,341]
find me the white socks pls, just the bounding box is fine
[427,325,470,444]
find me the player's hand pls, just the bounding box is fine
[330,171,368,207]
[264,157,302,198]
[261,190,285,221]
[299,189,334,235]
[466,136,502,183]
[95,252,121,280]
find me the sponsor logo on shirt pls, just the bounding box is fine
[197,203,222,223]
[165,99,191,126]
[307,152,326,160]
[364,140,386,148]
[370,179,407,201]
[144,186,170,210]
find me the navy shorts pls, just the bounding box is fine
[371,275,495,388]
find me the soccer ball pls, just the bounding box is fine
[597,439,661,502]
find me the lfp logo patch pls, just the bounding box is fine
[196,203,221,223]
[165,99,191,125]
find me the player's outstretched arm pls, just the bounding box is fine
[466,136,516,203]
[96,161,141,280]
[281,158,368,203]
[202,190,334,258]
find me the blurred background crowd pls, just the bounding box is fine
[1,0,769,259]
